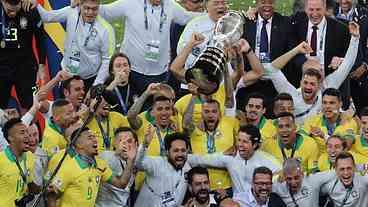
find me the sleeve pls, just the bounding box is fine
[177,20,195,60]
[325,36,359,89]
[309,171,336,188]
[170,0,197,26]
[187,154,229,168]
[265,64,299,98]
[134,145,159,175]
[93,20,116,85]
[21,112,35,126]
[36,4,71,23]
[98,0,130,22]
[27,153,36,184]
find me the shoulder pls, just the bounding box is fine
[269,192,286,206]
[185,15,210,29]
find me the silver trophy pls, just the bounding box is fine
[185,11,245,95]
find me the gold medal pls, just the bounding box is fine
[0,40,5,48]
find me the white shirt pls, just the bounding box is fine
[255,15,273,58]
[188,150,282,194]
[306,17,327,69]
[233,188,269,207]
[321,174,368,207]
[264,36,359,124]
[37,5,115,84]
[96,151,135,207]
[134,145,191,207]
[272,171,335,207]
[99,0,198,76]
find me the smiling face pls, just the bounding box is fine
[252,173,272,204]
[245,98,265,125]
[300,75,320,103]
[339,0,353,14]
[206,0,228,22]
[8,122,30,153]
[77,129,99,156]
[64,79,85,108]
[277,116,297,146]
[305,0,326,25]
[191,174,210,204]
[167,140,188,169]
[256,0,274,20]
[27,124,40,153]
[151,100,173,128]
[335,157,355,187]
[284,168,304,194]
[80,0,99,23]
[326,137,344,164]
[202,102,220,131]
[237,131,257,160]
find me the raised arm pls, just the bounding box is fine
[182,84,198,134]
[170,32,205,83]
[134,126,158,175]
[127,83,160,130]
[98,0,130,22]
[239,39,264,86]
[272,41,313,70]
[36,4,71,23]
[326,22,360,89]
[187,153,229,169]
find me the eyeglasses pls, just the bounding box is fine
[254,182,272,187]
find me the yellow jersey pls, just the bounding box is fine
[190,116,239,190]
[303,113,358,154]
[0,147,35,207]
[258,117,277,141]
[87,112,129,153]
[51,154,113,207]
[262,133,319,174]
[318,151,368,172]
[42,120,68,157]
[175,84,225,127]
[352,135,368,158]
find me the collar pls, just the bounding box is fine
[322,114,341,128]
[249,188,269,207]
[360,135,368,147]
[48,118,65,135]
[308,16,326,30]
[75,153,97,169]
[257,116,267,129]
[337,7,354,21]
[4,146,26,163]
[257,14,273,25]
[144,109,155,125]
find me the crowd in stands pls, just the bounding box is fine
[1,0,368,206]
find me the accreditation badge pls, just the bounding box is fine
[144,40,160,62]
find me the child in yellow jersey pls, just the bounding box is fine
[262,112,319,174]
[0,119,40,207]
[47,127,136,207]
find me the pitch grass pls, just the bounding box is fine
[101,0,294,48]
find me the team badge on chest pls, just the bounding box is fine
[20,17,27,29]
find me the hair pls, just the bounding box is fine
[70,127,91,146]
[80,0,101,4]
[245,92,266,108]
[252,166,273,181]
[187,166,209,184]
[153,96,172,105]
[2,118,23,142]
[238,125,262,150]
[359,106,368,118]
[203,99,221,110]
[62,76,83,91]
[322,88,342,101]
[274,93,293,103]
[302,68,323,82]
[51,99,71,116]
[114,127,138,143]
[283,158,303,175]
[164,132,190,151]
[335,151,355,168]
[326,135,347,150]
[275,112,295,122]
[105,52,131,85]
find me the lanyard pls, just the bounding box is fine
[96,116,111,149]
[74,12,95,47]
[1,8,5,41]
[143,0,165,32]
[288,186,299,207]
[9,148,28,184]
[330,179,353,207]
[322,115,341,136]
[206,130,217,153]
[155,126,169,156]
[114,85,130,115]
[279,135,298,161]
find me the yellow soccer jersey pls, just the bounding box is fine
[262,134,319,174]
[0,147,35,207]
[190,116,239,190]
[318,151,368,172]
[258,117,277,141]
[87,112,129,153]
[303,113,358,154]
[175,84,225,127]
[352,135,368,158]
[135,110,183,189]
[42,120,68,157]
[51,155,113,207]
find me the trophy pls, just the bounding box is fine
[185,11,245,95]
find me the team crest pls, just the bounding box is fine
[20,17,27,29]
